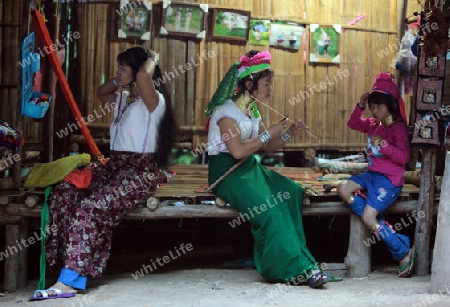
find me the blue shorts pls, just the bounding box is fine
[348,171,402,214]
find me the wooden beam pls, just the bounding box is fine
[0,210,22,224]
[6,200,420,220]
[414,148,437,276]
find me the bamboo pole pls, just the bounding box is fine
[47,5,60,162]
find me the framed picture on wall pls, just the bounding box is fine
[249,19,270,46]
[418,51,445,77]
[211,8,250,42]
[416,78,443,111]
[269,21,305,50]
[309,24,341,64]
[117,0,152,40]
[160,1,208,39]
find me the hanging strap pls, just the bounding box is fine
[37,186,52,290]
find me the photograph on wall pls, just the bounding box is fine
[269,21,304,50]
[249,19,270,46]
[118,0,152,40]
[309,24,340,63]
[211,8,250,42]
[160,1,208,39]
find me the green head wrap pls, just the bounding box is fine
[204,62,239,118]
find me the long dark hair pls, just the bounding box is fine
[153,65,177,169]
[117,47,176,169]
[233,50,274,97]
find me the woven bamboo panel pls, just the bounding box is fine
[155,164,419,199]
[0,1,25,136]
[23,0,423,154]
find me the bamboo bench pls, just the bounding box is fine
[1,165,422,292]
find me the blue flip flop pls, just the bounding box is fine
[29,288,75,301]
[398,245,416,278]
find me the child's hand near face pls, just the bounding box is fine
[370,135,384,147]
[359,92,370,109]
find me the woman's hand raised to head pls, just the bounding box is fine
[145,49,159,67]
[136,49,160,112]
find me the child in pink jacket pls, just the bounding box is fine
[337,72,415,278]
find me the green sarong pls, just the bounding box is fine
[209,153,318,283]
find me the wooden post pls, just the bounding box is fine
[414,148,437,275]
[4,220,28,292]
[19,220,28,288]
[4,225,20,292]
[345,215,372,278]
[431,151,450,293]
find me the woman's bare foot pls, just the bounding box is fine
[35,281,77,297]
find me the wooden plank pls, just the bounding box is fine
[6,199,421,220]
[0,210,22,224]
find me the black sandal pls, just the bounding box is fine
[307,271,328,288]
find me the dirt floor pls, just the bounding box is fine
[1,216,447,307]
[1,266,450,307]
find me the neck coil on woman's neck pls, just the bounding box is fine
[234,91,254,116]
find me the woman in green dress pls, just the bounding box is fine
[205,50,328,288]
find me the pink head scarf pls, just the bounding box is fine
[371,72,407,123]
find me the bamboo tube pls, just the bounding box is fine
[404,170,421,186]
[0,195,10,205]
[25,195,39,208]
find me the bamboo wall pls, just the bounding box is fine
[69,0,423,153]
[193,0,423,151]
[1,0,425,157]
[0,1,23,137]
